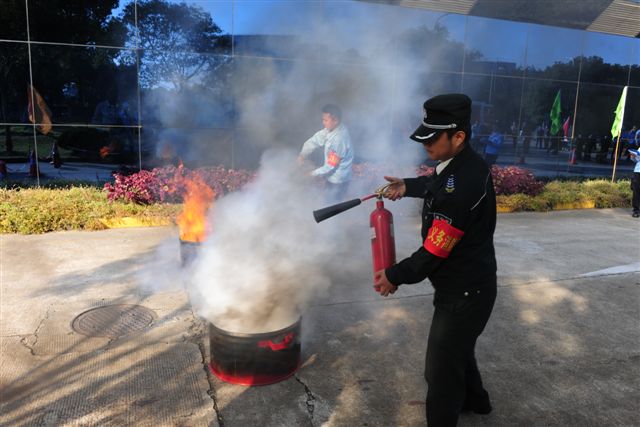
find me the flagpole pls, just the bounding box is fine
[611,128,623,182]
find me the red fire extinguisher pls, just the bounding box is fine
[370,197,396,292]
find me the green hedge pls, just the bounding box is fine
[0,187,181,234]
[0,179,632,234]
[497,179,631,212]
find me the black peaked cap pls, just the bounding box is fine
[410,93,472,143]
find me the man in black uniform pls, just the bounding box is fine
[374,94,497,426]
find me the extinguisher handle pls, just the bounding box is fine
[258,332,295,351]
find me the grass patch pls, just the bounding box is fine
[497,179,631,212]
[0,186,181,234]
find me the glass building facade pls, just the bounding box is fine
[1,0,638,184]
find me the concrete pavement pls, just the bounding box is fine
[1,209,639,426]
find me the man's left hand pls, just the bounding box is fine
[374,269,397,297]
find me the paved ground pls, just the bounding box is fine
[1,208,639,426]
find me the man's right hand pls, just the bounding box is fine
[383,176,406,200]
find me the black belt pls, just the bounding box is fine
[434,286,495,299]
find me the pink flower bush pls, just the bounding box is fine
[104,165,255,204]
[104,163,542,204]
[103,170,164,204]
[416,165,435,177]
[353,163,542,196]
[490,165,544,196]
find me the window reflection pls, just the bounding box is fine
[394,13,466,73]
[164,1,234,35]
[138,50,231,128]
[581,32,633,85]
[132,0,231,54]
[574,84,637,174]
[0,125,33,162]
[43,125,140,170]
[629,41,640,87]
[28,0,126,47]
[0,42,30,125]
[143,127,233,169]
[233,1,323,59]
[1,0,638,183]
[0,0,27,41]
[465,16,527,77]
[525,24,583,81]
[30,45,138,127]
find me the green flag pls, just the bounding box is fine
[610,86,628,139]
[549,90,561,135]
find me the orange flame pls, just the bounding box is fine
[99,146,111,159]
[177,176,215,242]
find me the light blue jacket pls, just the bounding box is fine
[485,132,503,156]
[631,150,640,173]
[300,123,354,184]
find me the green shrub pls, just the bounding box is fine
[0,178,632,234]
[0,186,180,234]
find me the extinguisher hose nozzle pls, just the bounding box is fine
[313,198,362,223]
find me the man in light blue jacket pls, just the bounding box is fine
[630,148,640,218]
[298,104,354,201]
[484,125,503,166]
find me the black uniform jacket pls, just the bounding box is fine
[385,145,497,293]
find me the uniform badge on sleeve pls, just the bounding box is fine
[327,150,340,167]
[423,218,464,258]
[445,175,455,193]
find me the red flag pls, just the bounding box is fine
[562,116,570,138]
[27,85,52,135]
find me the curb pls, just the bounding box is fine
[99,217,173,229]
[100,199,610,229]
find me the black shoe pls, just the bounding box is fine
[462,392,492,415]
[633,211,639,218]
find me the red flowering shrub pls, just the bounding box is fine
[104,165,255,204]
[351,163,543,196]
[103,170,164,204]
[104,162,542,205]
[490,165,544,196]
[416,165,435,177]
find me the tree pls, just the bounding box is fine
[1,1,126,152]
[119,0,231,91]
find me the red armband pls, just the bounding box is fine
[327,150,340,167]
[423,218,464,258]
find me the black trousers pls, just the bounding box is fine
[425,285,497,427]
[632,172,640,212]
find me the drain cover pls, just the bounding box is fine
[71,304,156,338]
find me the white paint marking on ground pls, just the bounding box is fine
[580,262,640,277]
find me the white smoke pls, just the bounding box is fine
[189,149,366,333]
[137,2,455,332]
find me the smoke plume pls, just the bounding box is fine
[189,149,368,333]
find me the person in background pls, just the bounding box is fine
[376,94,497,426]
[298,104,354,202]
[630,147,640,218]
[510,121,517,151]
[470,120,480,151]
[484,124,503,166]
[536,124,544,149]
[584,134,595,161]
[625,126,638,161]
